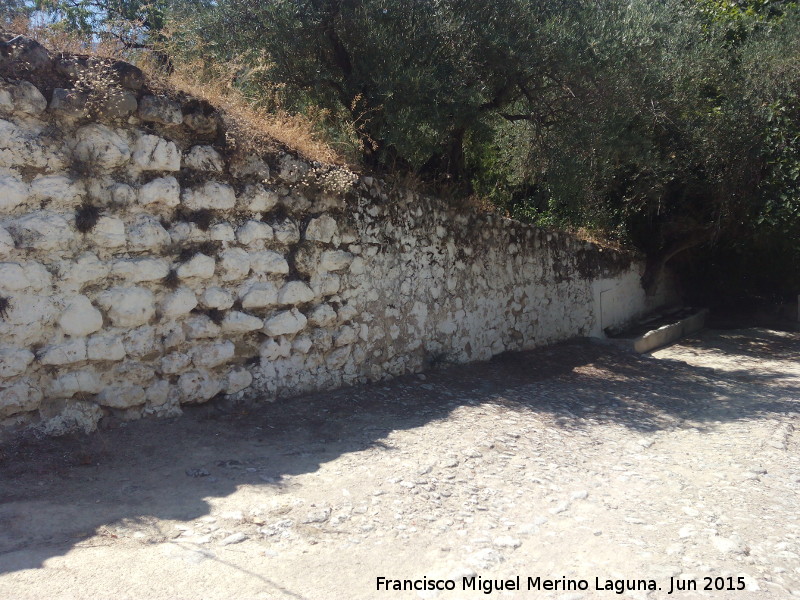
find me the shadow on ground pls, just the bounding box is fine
[0,327,797,577]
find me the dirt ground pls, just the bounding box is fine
[1,328,798,600]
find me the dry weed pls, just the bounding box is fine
[166,62,343,166]
[7,16,343,166]
[571,227,627,251]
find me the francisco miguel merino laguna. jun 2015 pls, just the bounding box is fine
[376,574,748,594]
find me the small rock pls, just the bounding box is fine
[302,508,331,524]
[678,526,696,538]
[711,535,747,555]
[219,532,246,546]
[493,536,521,548]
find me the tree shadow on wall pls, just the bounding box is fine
[0,327,798,588]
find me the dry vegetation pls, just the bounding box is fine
[2,14,633,254]
[162,55,345,165]
[6,15,345,166]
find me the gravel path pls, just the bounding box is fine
[1,328,798,600]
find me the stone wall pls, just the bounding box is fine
[0,36,676,436]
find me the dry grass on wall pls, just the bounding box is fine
[5,16,345,167]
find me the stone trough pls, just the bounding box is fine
[605,307,709,353]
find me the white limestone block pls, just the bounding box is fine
[240,282,278,309]
[97,286,155,327]
[308,304,337,327]
[181,181,236,211]
[209,223,235,242]
[191,340,235,368]
[58,252,109,288]
[178,369,222,403]
[337,304,359,323]
[250,250,288,275]
[0,294,57,346]
[277,281,315,305]
[260,337,291,361]
[272,218,300,244]
[0,378,42,418]
[263,308,307,336]
[59,295,103,337]
[161,287,197,318]
[224,367,253,395]
[236,220,273,245]
[132,133,180,171]
[0,262,32,292]
[146,380,171,406]
[183,315,221,339]
[200,286,234,310]
[221,311,263,333]
[335,325,358,347]
[12,81,47,115]
[127,215,170,251]
[0,226,13,257]
[292,335,313,354]
[108,361,156,386]
[38,339,87,365]
[123,326,160,357]
[97,385,146,408]
[22,260,53,291]
[219,248,251,281]
[161,352,192,374]
[304,215,338,243]
[241,184,278,212]
[0,174,29,211]
[326,346,351,369]
[8,211,73,250]
[0,346,34,378]
[87,333,126,361]
[310,273,340,297]
[30,175,84,204]
[184,145,224,171]
[139,176,180,207]
[49,369,103,397]
[109,182,137,206]
[161,321,185,349]
[176,253,215,279]
[90,215,126,248]
[320,250,354,272]
[112,257,170,282]
[168,221,207,244]
[73,124,131,169]
[349,256,366,275]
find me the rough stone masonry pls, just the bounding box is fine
[0,34,675,437]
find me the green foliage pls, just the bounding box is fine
[201,0,587,175]
[30,0,210,60]
[33,0,167,38]
[18,0,800,299]
[190,0,800,297]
